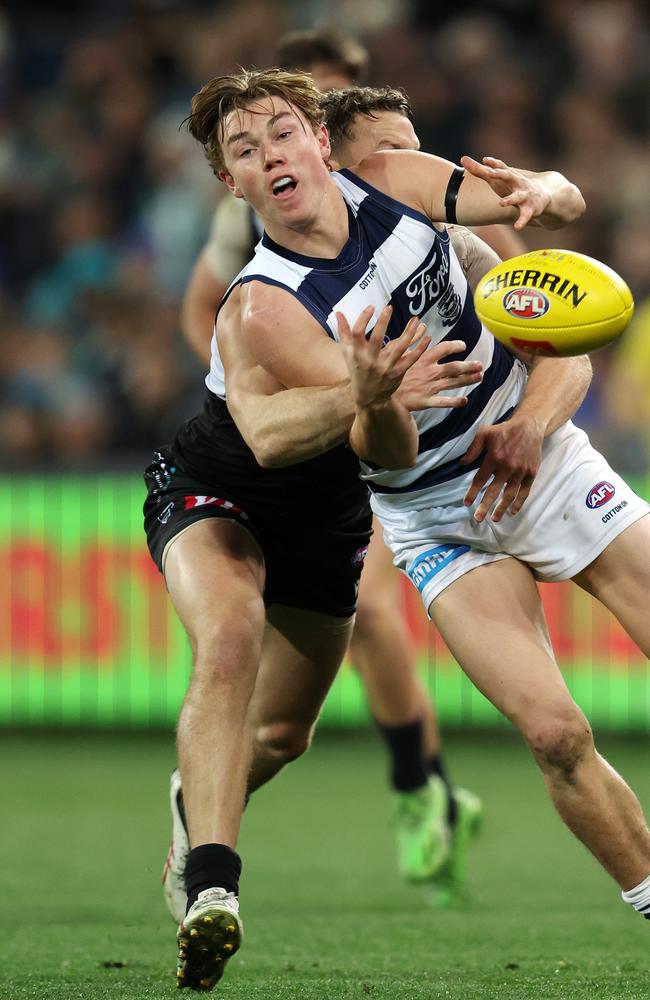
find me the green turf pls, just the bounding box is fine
[0,729,648,999]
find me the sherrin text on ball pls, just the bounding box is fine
[473,249,634,356]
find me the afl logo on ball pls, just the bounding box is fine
[503,288,549,319]
[586,481,615,509]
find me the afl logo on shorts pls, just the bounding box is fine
[503,288,549,319]
[351,544,368,567]
[586,481,615,509]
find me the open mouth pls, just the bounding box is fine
[271,176,298,199]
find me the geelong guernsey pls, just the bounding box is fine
[208,168,527,518]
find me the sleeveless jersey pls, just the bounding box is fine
[207,168,527,517]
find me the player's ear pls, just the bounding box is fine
[317,124,331,164]
[219,170,244,199]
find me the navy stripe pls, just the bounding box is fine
[338,167,438,229]
[261,202,365,271]
[368,406,516,495]
[417,342,515,455]
[434,289,482,357]
[238,275,332,336]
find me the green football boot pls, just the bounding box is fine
[394,775,451,883]
[425,786,483,908]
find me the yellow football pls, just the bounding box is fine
[473,249,634,356]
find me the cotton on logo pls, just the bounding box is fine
[503,288,549,319]
[184,495,249,519]
[585,481,615,509]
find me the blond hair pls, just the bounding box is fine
[187,68,324,176]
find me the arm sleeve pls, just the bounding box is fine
[447,225,501,290]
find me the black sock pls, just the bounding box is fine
[185,844,242,911]
[426,754,457,827]
[375,718,428,792]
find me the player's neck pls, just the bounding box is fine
[263,182,349,261]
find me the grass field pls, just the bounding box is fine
[0,729,648,999]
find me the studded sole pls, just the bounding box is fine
[176,908,242,991]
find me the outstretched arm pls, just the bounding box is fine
[459,155,586,231]
[354,149,585,233]
[221,285,482,468]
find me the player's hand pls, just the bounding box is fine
[337,306,430,409]
[460,155,551,231]
[461,414,543,522]
[396,338,483,411]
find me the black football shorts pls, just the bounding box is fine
[143,447,372,618]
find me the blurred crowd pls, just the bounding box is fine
[1,0,649,476]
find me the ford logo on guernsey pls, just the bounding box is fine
[586,481,616,509]
[503,287,549,319]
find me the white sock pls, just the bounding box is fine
[621,873,650,917]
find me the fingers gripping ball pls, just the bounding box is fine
[473,249,634,356]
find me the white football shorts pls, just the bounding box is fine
[378,421,649,616]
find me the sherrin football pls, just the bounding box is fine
[473,249,634,356]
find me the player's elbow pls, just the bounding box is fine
[249,436,280,468]
[255,447,284,469]
[249,434,295,469]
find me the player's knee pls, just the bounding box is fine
[525,708,594,779]
[191,597,265,683]
[254,721,313,765]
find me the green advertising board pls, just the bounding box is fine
[1,475,648,730]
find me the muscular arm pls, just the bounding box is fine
[221,286,482,468]
[353,150,585,232]
[220,285,354,467]
[516,354,593,438]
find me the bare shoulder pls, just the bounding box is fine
[351,149,454,222]
[218,279,335,388]
[240,280,327,341]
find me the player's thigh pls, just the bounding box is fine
[573,514,650,656]
[163,517,266,651]
[249,604,354,730]
[357,519,403,612]
[428,557,576,730]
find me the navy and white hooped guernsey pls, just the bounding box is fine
[208,168,527,514]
